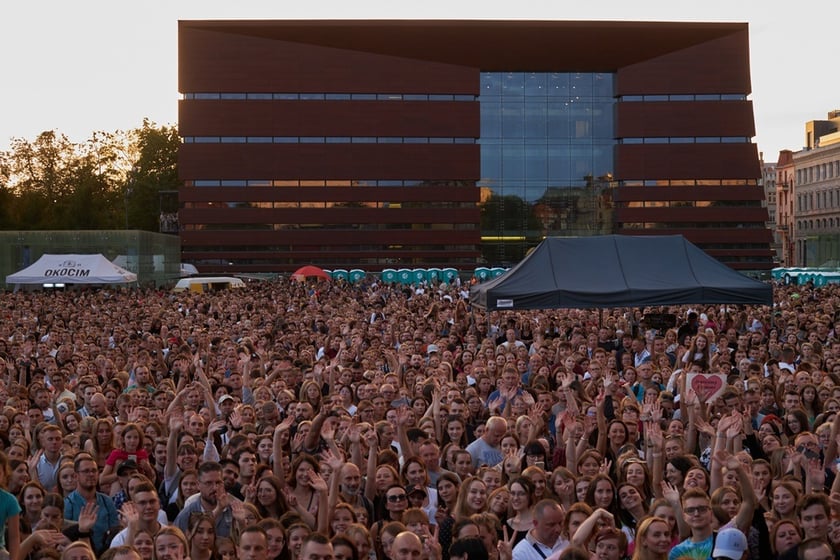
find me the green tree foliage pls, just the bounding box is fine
[0,120,179,231]
[125,119,180,231]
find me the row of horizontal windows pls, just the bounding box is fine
[798,189,840,211]
[619,94,747,102]
[621,179,759,187]
[481,72,614,99]
[620,200,762,208]
[181,136,476,144]
[185,257,479,266]
[183,202,475,209]
[620,137,751,144]
[182,223,477,231]
[619,222,767,229]
[186,180,475,188]
[185,179,761,189]
[696,243,770,250]
[182,91,747,104]
[796,160,840,184]
[182,136,475,144]
[799,218,840,230]
[182,92,476,102]
[714,255,774,263]
[185,246,478,252]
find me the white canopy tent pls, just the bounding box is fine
[6,254,137,284]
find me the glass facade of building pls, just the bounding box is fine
[478,72,617,263]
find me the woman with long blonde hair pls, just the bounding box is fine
[631,517,671,560]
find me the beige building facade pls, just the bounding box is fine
[793,112,840,266]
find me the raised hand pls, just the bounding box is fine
[806,458,826,489]
[602,371,615,393]
[497,524,515,560]
[27,449,43,472]
[423,524,442,560]
[561,371,575,389]
[31,530,67,549]
[725,412,744,438]
[120,501,140,528]
[208,419,227,436]
[646,420,664,450]
[229,409,243,429]
[169,413,184,432]
[693,417,715,438]
[649,400,663,423]
[394,405,411,426]
[308,472,328,493]
[78,502,99,533]
[215,491,230,516]
[275,415,295,433]
[322,448,345,472]
[231,500,249,523]
[243,482,257,503]
[528,403,544,424]
[487,396,504,414]
[363,427,379,449]
[291,432,305,453]
[594,508,615,527]
[321,421,336,442]
[716,413,738,435]
[713,449,740,471]
[282,486,298,508]
[348,424,364,444]
[660,481,680,505]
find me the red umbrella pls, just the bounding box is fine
[291,265,331,282]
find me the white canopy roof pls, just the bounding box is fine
[6,254,137,284]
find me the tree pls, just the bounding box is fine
[0,120,179,231]
[124,119,180,232]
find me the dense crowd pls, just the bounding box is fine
[0,278,839,560]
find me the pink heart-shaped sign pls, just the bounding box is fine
[690,374,723,401]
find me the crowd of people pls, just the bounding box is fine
[0,277,838,560]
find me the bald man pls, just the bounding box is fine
[466,416,507,468]
[392,532,423,560]
[89,392,110,418]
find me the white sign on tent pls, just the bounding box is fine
[6,254,137,284]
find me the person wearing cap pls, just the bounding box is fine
[711,527,748,560]
[218,394,236,418]
[405,484,428,511]
[111,460,139,510]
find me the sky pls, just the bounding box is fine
[0,1,835,161]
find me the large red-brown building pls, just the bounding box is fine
[178,20,774,273]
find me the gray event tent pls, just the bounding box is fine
[469,235,773,310]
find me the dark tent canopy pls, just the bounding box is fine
[470,235,773,310]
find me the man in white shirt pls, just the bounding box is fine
[512,500,566,560]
